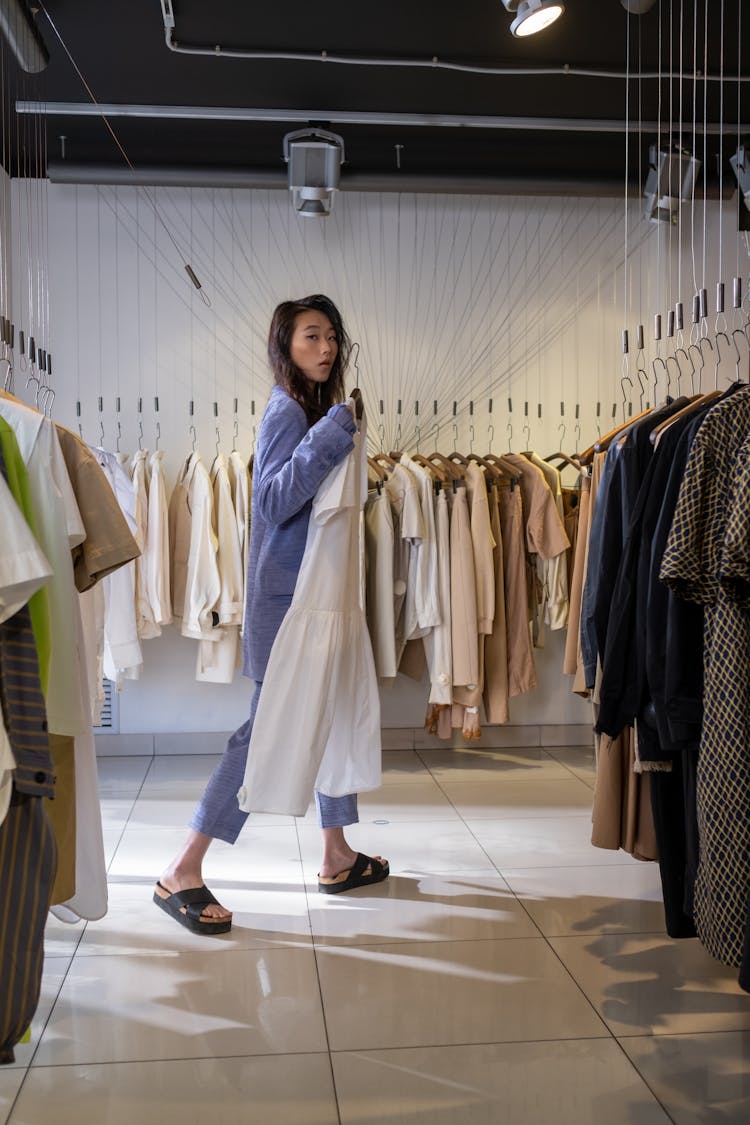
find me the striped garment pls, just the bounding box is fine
[0,439,57,1065]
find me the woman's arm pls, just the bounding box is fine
[254,396,355,526]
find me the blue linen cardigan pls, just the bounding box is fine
[242,385,355,682]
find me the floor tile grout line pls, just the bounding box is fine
[20,759,155,1103]
[609,1036,678,1124]
[415,754,556,943]
[422,745,634,1057]
[293,815,343,1125]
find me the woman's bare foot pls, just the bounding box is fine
[319,826,387,881]
[158,868,232,921]
[157,830,231,921]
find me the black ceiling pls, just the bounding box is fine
[4,0,750,193]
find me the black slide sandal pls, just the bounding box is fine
[153,881,232,934]
[318,853,390,894]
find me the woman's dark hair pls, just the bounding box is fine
[267,294,351,422]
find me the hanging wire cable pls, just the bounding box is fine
[622,6,631,390]
[718,0,726,300]
[676,0,685,332]
[36,1,209,305]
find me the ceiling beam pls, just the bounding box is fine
[17,100,743,135]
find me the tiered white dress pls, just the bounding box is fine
[238,404,381,817]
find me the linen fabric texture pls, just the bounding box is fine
[239,403,381,817]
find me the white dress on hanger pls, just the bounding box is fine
[238,403,381,817]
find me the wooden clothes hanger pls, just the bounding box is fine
[367,456,390,480]
[649,390,722,447]
[578,406,653,465]
[372,451,398,470]
[544,452,582,472]
[409,451,449,482]
[425,450,463,479]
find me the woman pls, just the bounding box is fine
[154,294,388,934]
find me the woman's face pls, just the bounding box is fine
[290,310,338,387]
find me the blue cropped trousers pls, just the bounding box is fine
[189,682,358,843]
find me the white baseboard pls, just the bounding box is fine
[95,723,594,757]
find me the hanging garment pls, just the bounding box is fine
[197,454,244,683]
[364,485,397,679]
[145,449,172,628]
[561,485,581,592]
[49,591,108,924]
[0,468,52,624]
[423,485,452,705]
[590,728,658,861]
[0,419,51,688]
[0,716,13,829]
[93,449,143,683]
[0,441,57,1065]
[586,399,688,686]
[239,405,380,816]
[454,463,496,735]
[483,482,509,725]
[384,463,424,664]
[449,484,479,690]
[170,452,221,643]
[660,387,750,975]
[1,424,73,908]
[130,449,159,641]
[496,478,536,698]
[227,450,250,635]
[563,473,591,676]
[0,396,88,736]
[54,425,140,594]
[504,453,569,649]
[572,451,606,695]
[0,466,52,826]
[525,453,569,630]
[400,452,441,637]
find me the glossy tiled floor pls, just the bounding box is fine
[4,744,750,1123]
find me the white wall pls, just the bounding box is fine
[8,181,750,732]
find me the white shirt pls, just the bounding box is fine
[400,452,441,635]
[93,448,143,683]
[177,453,221,641]
[384,462,424,661]
[227,450,250,635]
[197,454,244,683]
[130,449,159,640]
[146,450,172,627]
[364,485,397,679]
[0,470,53,623]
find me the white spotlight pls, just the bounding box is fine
[501,1,565,38]
[283,128,344,218]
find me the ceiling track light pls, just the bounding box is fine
[501,0,565,38]
[643,142,700,224]
[283,127,345,218]
[730,144,750,231]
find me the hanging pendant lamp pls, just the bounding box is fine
[502,1,565,38]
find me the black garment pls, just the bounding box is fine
[648,383,745,748]
[592,399,688,679]
[594,400,690,738]
[649,753,698,940]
